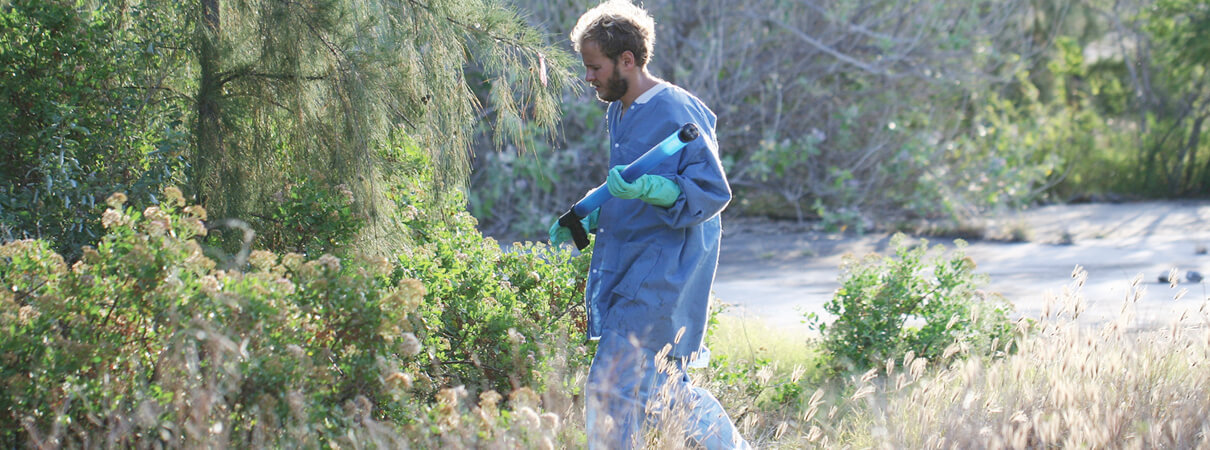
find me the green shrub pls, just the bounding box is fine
[0,188,399,444]
[393,185,592,394]
[809,234,1014,374]
[382,129,594,394]
[0,0,189,259]
[0,187,590,445]
[254,177,366,256]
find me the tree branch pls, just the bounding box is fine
[404,0,530,52]
[12,279,49,305]
[218,70,330,87]
[122,85,193,103]
[751,11,895,78]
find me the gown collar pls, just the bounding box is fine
[632,82,668,105]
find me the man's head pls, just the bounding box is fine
[570,1,656,103]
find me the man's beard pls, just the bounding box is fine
[596,66,628,103]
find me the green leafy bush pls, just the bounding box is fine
[381,130,594,393]
[393,186,592,394]
[0,187,590,445]
[0,188,402,444]
[0,0,190,259]
[809,234,1014,374]
[255,177,366,256]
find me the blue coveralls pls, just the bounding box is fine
[583,83,750,449]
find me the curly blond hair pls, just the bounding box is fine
[570,0,656,67]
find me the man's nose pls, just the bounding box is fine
[585,70,595,83]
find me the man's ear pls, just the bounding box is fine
[620,50,636,69]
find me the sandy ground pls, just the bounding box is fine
[714,200,1210,333]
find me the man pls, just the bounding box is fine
[549,1,750,448]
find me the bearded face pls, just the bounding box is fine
[580,40,630,103]
[594,64,629,103]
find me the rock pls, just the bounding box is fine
[1161,270,1205,283]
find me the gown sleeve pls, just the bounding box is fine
[651,105,731,229]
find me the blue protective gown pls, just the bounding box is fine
[584,83,731,358]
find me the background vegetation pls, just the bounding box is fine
[2,0,1209,447]
[472,0,1210,239]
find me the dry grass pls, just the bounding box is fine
[700,314,826,447]
[474,270,1210,449]
[804,266,1210,449]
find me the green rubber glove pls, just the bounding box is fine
[548,208,599,246]
[606,166,682,207]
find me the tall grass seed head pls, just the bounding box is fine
[399,332,422,357]
[80,245,101,264]
[507,328,526,346]
[379,320,402,343]
[120,242,154,268]
[0,239,23,257]
[388,369,414,386]
[961,255,977,271]
[141,206,170,236]
[367,255,392,276]
[396,278,426,312]
[43,250,67,274]
[509,387,541,410]
[342,395,373,420]
[0,288,14,311]
[479,390,503,417]
[514,406,542,431]
[437,405,461,430]
[437,386,467,408]
[183,240,203,258]
[0,294,17,326]
[540,412,560,431]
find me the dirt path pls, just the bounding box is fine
[714,201,1210,333]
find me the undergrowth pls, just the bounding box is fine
[4,190,1208,448]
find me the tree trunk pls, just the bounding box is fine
[194,0,226,213]
[1186,112,1206,194]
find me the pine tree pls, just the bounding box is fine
[2,0,573,255]
[185,0,573,251]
